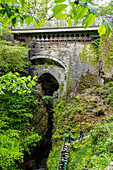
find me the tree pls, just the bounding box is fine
[0,28,29,76]
[0,72,41,169]
[99,0,113,17]
[80,35,113,85]
[27,0,52,19]
[51,0,112,37]
[0,0,42,34]
[0,0,112,37]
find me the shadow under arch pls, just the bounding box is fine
[38,73,59,96]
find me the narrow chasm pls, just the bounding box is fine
[20,73,59,170]
[34,73,59,169]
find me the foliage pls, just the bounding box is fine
[0,0,111,37]
[0,29,29,76]
[0,72,41,169]
[48,81,113,169]
[0,0,43,34]
[67,122,113,169]
[99,0,113,17]
[59,82,64,95]
[66,65,71,97]
[94,107,105,116]
[0,72,37,95]
[0,129,23,170]
[52,0,111,37]
[47,142,62,170]
[25,0,52,19]
[80,35,113,76]
[42,95,53,105]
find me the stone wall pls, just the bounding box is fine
[14,31,113,95]
[29,41,98,94]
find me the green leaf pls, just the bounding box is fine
[55,13,68,20]
[12,17,17,27]
[98,24,106,36]
[79,1,87,7]
[40,18,45,24]
[53,4,67,15]
[82,14,96,28]
[19,0,25,7]
[33,75,37,80]
[34,20,40,28]
[70,2,77,17]
[1,16,9,24]
[0,9,6,16]
[6,0,14,4]
[102,18,111,37]
[76,6,88,19]
[25,16,33,25]
[73,17,78,25]
[31,80,36,86]
[67,18,72,27]
[19,16,24,27]
[33,16,39,23]
[5,4,11,18]
[0,28,2,36]
[23,5,29,13]
[54,0,66,3]
[18,7,22,14]
[87,3,99,14]
[23,13,30,19]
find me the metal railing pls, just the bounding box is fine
[56,131,66,170]
[55,117,113,170]
[12,16,113,30]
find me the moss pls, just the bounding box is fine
[77,70,98,93]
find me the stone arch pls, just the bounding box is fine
[30,55,67,70]
[38,72,60,96]
[37,69,61,84]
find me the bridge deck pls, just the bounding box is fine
[12,26,99,34]
[11,16,113,34]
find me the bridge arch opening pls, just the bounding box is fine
[31,57,65,69]
[38,73,59,96]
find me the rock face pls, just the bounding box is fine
[19,90,53,170]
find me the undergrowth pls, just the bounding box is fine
[47,81,113,169]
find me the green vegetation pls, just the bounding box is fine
[0,86,41,169]
[0,29,41,169]
[80,35,113,76]
[99,0,113,16]
[0,0,112,37]
[67,122,113,170]
[0,28,29,76]
[47,81,113,169]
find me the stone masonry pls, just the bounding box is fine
[13,28,112,95]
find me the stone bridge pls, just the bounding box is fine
[13,25,100,94]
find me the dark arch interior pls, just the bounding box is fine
[31,58,64,69]
[38,73,59,96]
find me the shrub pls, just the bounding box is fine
[94,108,105,116]
[69,115,74,121]
[90,90,95,95]
[103,100,107,105]
[75,107,83,114]
[71,142,82,151]
[75,95,80,102]
[93,103,97,108]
